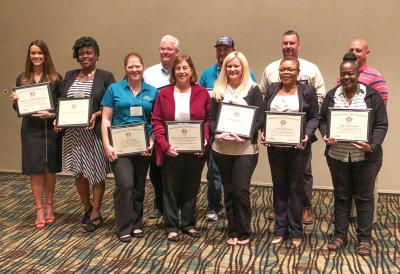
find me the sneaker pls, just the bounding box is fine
[206,210,218,221]
[303,209,314,225]
[149,208,162,219]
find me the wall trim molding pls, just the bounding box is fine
[1,169,399,195]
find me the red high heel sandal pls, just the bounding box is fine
[35,207,45,229]
[45,203,55,225]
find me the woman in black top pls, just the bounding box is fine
[263,56,318,247]
[10,40,63,229]
[319,54,388,256]
[56,37,115,232]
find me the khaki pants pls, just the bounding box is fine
[350,176,378,222]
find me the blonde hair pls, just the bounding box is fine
[212,51,255,101]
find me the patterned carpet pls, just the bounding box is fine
[0,173,399,273]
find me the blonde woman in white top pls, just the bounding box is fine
[210,52,264,246]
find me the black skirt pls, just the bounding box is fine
[21,116,62,175]
[16,75,64,175]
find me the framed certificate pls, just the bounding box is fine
[264,111,306,146]
[14,83,53,117]
[56,98,92,128]
[166,121,204,153]
[328,108,371,142]
[215,102,258,139]
[108,123,149,156]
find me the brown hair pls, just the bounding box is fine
[124,52,144,67]
[123,52,144,79]
[169,54,198,84]
[283,30,300,42]
[21,40,59,85]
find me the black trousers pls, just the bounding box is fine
[162,153,206,233]
[213,151,258,240]
[111,155,150,237]
[326,155,381,243]
[304,148,313,209]
[268,146,308,239]
[149,154,163,212]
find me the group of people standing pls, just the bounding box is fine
[10,30,388,256]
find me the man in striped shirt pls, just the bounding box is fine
[348,38,389,223]
[349,39,388,104]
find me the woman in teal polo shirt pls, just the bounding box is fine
[101,52,157,243]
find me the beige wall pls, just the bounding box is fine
[0,0,399,192]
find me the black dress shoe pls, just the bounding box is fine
[132,229,145,238]
[119,235,133,243]
[81,205,93,226]
[84,214,103,232]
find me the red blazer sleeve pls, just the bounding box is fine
[151,84,211,164]
[202,90,211,145]
[151,89,171,153]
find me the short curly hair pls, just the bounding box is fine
[72,36,100,60]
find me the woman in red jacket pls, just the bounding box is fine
[152,54,210,242]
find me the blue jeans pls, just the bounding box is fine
[206,151,223,212]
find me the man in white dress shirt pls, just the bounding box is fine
[144,34,179,219]
[144,35,179,89]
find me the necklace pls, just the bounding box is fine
[344,93,356,105]
[78,69,96,82]
[281,86,297,95]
